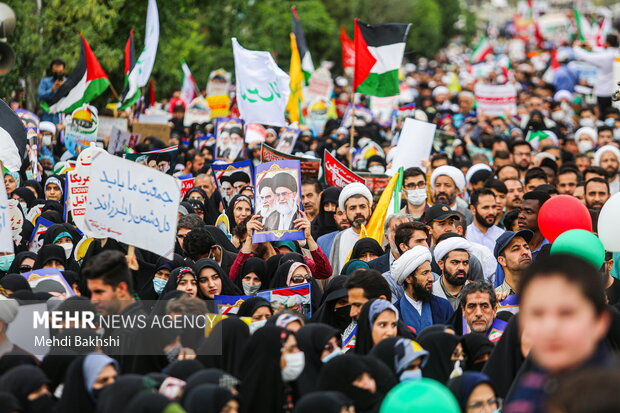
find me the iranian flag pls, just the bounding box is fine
[353,19,410,97]
[470,35,492,64]
[118,30,141,110]
[41,34,109,114]
[291,6,314,84]
[180,59,196,106]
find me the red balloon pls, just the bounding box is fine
[537,195,592,242]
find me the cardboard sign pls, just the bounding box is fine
[474,83,517,116]
[215,283,312,318]
[22,268,75,297]
[108,126,140,154]
[133,123,172,144]
[324,151,364,189]
[211,160,253,208]
[28,217,55,253]
[64,105,99,156]
[180,177,194,199]
[275,128,300,154]
[83,151,181,258]
[97,116,128,140]
[260,144,320,178]
[206,95,231,118]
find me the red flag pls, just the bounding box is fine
[146,79,156,108]
[340,25,355,70]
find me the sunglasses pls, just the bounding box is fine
[290,275,310,284]
[18,265,32,273]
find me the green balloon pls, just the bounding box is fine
[550,229,605,268]
[380,379,460,413]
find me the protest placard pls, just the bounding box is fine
[7,200,24,247]
[370,96,397,127]
[387,118,436,175]
[474,83,517,116]
[215,117,246,162]
[83,151,181,258]
[125,145,177,175]
[108,126,140,154]
[64,105,99,157]
[341,103,373,128]
[97,116,128,140]
[206,95,231,118]
[138,113,170,124]
[184,96,212,126]
[245,123,267,145]
[69,147,106,237]
[306,98,330,137]
[275,128,300,154]
[215,283,312,318]
[260,144,320,178]
[179,176,195,199]
[253,160,304,243]
[211,160,253,208]
[0,182,13,253]
[206,68,231,97]
[133,122,172,144]
[357,173,392,196]
[324,150,364,189]
[28,217,55,253]
[22,268,76,297]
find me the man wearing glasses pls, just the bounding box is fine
[400,167,430,223]
[263,173,300,232]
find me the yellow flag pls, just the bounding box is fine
[365,172,401,244]
[286,33,304,123]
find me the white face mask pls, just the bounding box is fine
[551,111,565,121]
[42,134,52,146]
[58,242,73,259]
[580,118,595,127]
[321,347,343,363]
[19,202,27,213]
[249,319,267,334]
[368,165,385,174]
[406,188,427,206]
[578,140,593,153]
[281,351,305,382]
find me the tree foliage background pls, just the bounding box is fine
[0,0,476,111]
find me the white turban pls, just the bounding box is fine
[465,163,493,184]
[391,246,432,286]
[431,165,466,192]
[432,86,449,97]
[594,145,620,166]
[433,237,472,261]
[39,121,57,135]
[0,297,18,325]
[574,127,596,142]
[338,182,373,212]
[434,236,472,262]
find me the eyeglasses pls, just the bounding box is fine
[18,265,32,273]
[466,398,502,413]
[323,342,340,352]
[290,275,310,284]
[404,181,426,190]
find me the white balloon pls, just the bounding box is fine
[598,193,620,251]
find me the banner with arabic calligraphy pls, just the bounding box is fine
[83,151,181,258]
[211,160,253,209]
[214,117,246,162]
[324,150,364,189]
[232,38,290,127]
[252,160,305,243]
[260,143,320,178]
[215,283,312,318]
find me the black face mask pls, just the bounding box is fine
[27,394,55,413]
[468,360,487,372]
[332,305,352,332]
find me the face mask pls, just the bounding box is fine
[605,118,615,127]
[578,140,593,153]
[400,369,423,382]
[321,347,343,363]
[0,254,15,272]
[242,281,261,295]
[333,305,352,331]
[281,351,305,382]
[59,243,73,259]
[406,188,427,206]
[42,134,52,146]
[551,110,565,121]
[27,394,54,413]
[614,128,620,140]
[249,319,267,334]
[25,170,34,180]
[368,165,385,174]
[153,277,167,295]
[90,388,104,402]
[580,118,595,127]
[19,202,27,213]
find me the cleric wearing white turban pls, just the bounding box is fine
[594,145,620,194]
[392,246,454,333]
[430,165,474,225]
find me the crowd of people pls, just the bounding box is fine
[1,27,620,413]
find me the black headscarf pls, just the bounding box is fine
[39,209,63,224]
[126,392,181,413]
[97,374,158,413]
[40,347,79,394]
[0,365,50,411]
[317,354,384,413]
[181,369,240,405]
[225,194,253,231]
[0,392,21,413]
[237,296,272,318]
[184,383,235,413]
[295,323,340,395]
[294,391,353,413]
[205,225,238,253]
[238,326,294,413]
[194,258,242,298]
[165,359,204,381]
[160,266,200,297]
[461,333,494,372]
[197,316,250,375]
[184,187,208,203]
[23,179,44,199]
[33,244,66,269]
[309,275,351,333]
[0,350,36,376]
[13,187,36,210]
[0,274,32,292]
[481,315,524,398]
[41,223,80,246]
[349,238,384,261]
[235,257,269,294]
[418,332,461,384]
[311,187,341,240]
[265,254,283,281]
[447,372,497,413]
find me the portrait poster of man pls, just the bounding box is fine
[274,128,300,154]
[211,159,253,208]
[253,160,304,243]
[214,117,246,162]
[125,145,178,175]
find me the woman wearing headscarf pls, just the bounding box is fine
[447,372,502,413]
[96,374,159,413]
[55,353,118,413]
[354,299,399,355]
[418,331,462,384]
[197,317,250,375]
[461,333,494,372]
[187,199,207,221]
[184,187,208,204]
[234,257,269,295]
[294,392,353,413]
[368,337,429,382]
[309,275,352,334]
[295,323,341,395]
[33,245,66,270]
[3,169,19,196]
[238,326,304,413]
[12,187,36,213]
[194,258,241,302]
[0,365,54,413]
[166,359,205,381]
[184,383,238,413]
[181,369,240,404]
[270,257,322,312]
[340,259,370,276]
[349,238,384,263]
[267,311,306,333]
[42,223,81,270]
[225,194,253,233]
[126,392,186,413]
[160,266,199,298]
[310,187,341,240]
[237,296,273,322]
[23,179,44,200]
[43,175,64,202]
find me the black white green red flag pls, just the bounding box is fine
[118,30,141,110]
[291,5,314,84]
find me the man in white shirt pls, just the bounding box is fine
[466,188,505,251]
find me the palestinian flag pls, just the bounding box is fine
[41,34,109,114]
[0,99,27,172]
[291,5,314,83]
[118,30,141,110]
[353,19,410,97]
[470,35,492,64]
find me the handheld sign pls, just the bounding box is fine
[84,151,180,258]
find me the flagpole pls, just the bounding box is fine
[108,82,120,99]
[349,92,356,168]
